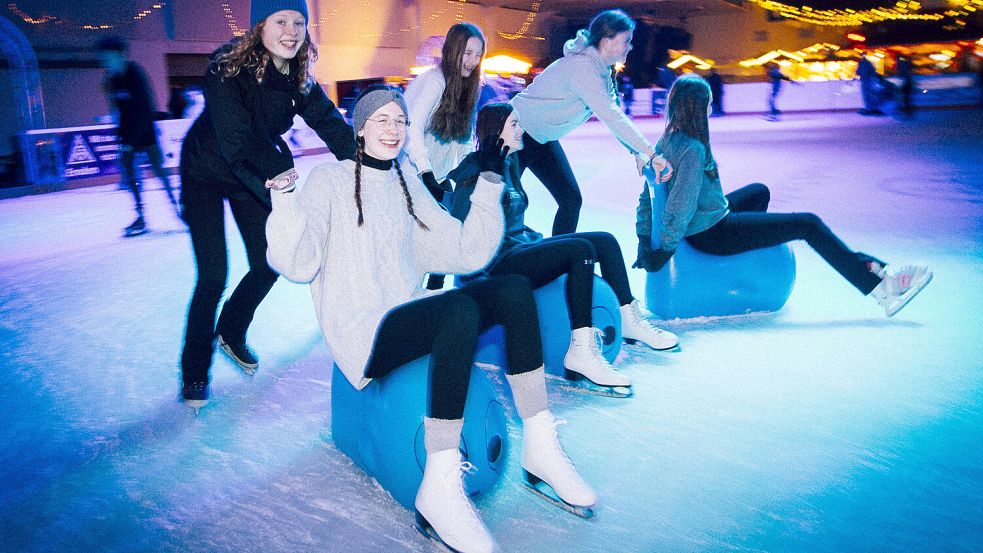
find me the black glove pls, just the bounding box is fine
[632,237,674,272]
[420,171,451,203]
[477,137,509,176]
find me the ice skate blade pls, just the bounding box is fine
[414,512,465,553]
[522,470,594,519]
[123,228,149,237]
[183,399,208,416]
[623,337,680,352]
[886,271,933,317]
[560,371,632,398]
[217,338,258,375]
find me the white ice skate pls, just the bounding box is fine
[521,410,597,519]
[414,449,496,553]
[621,300,679,351]
[870,264,932,317]
[562,327,632,398]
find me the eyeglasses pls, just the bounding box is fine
[366,117,408,130]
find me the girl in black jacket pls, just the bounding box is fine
[179,0,355,409]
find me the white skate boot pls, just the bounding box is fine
[521,410,597,518]
[870,264,932,317]
[414,448,496,553]
[621,300,679,351]
[563,327,632,397]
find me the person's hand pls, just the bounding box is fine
[478,137,509,176]
[420,171,452,202]
[631,237,673,272]
[652,155,673,183]
[637,153,673,183]
[265,168,299,191]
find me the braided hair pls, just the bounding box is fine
[353,136,429,230]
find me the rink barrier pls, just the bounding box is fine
[331,356,507,511]
[643,166,796,319]
[460,274,622,376]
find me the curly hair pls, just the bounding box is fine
[210,20,318,93]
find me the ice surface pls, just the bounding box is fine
[1,110,981,552]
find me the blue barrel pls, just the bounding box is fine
[330,356,508,511]
[642,165,796,319]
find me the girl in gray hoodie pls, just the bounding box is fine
[510,9,671,236]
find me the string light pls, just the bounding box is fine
[745,0,983,26]
[221,2,245,37]
[7,2,167,30]
[499,2,545,41]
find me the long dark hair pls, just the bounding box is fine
[428,23,485,143]
[475,102,513,151]
[586,10,635,48]
[353,86,429,230]
[659,74,718,181]
[211,19,317,94]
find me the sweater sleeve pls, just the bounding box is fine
[572,62,654,157]
[204,70,293,199]
[659,140,707,251]
[299,83,357,162]
[403,70,443,175]
[265,164,332,283]
[410,172,504,274]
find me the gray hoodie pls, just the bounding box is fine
[510,30,654,157]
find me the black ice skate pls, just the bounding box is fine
[522,470,595,519]
[217,334,259,375]
[182,381,209,415]
[123,216,148,237]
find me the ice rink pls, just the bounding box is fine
[1,109,981,552]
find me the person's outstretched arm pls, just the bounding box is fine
[300,83,357,161]
[265,164,333,283]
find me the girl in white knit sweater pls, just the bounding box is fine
[266,86,596,553]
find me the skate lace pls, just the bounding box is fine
[892,265,920,292]
[544,416,576,468]
[440,461,483,525]
[589,328,613,366]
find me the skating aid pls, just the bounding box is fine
[555,372,633,399]
[522,470,595,519]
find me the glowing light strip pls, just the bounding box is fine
[746,0,982,26]
[499,1,546,41]
[8,1,167,29]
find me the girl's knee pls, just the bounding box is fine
[440,294,482,336]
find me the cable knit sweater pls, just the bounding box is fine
[265,159,505,390]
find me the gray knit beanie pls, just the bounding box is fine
[352,86,409,134]
[250,0,309,28]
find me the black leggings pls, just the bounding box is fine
[686,183,882,295]
[120,143,178,213]
[365,274,542,421]
[516,134,581,236]
[180,179,278,384]
[489,232,634,329]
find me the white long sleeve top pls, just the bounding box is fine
[510,41,654,158]
[265,160,504,389]
[403,67,476,180]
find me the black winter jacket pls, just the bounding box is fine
[181,54,356,207]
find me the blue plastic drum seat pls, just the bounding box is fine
[642,166,796,319]
[330,356,507,511]
[471,274,622,377]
